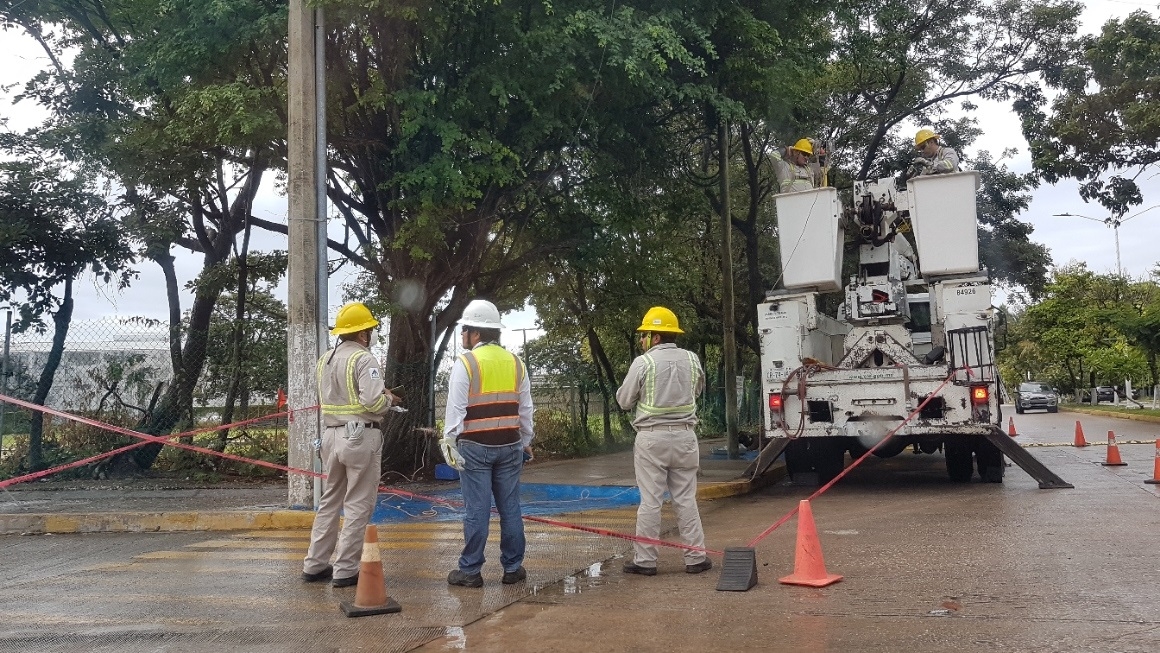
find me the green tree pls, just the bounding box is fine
[198,253,288,451]
[0,154,134,471]
[1018,10,1160,215]
[8,0,287,470]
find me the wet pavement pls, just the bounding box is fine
[2,413,1159,651]
[0,438,762,534]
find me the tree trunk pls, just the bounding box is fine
[26,278,74,471]
[129,244,230,471]
[380,303,439,473]
[215,223,253,452]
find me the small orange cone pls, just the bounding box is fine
[1102,431,1127,467]
[1074,421,1088,448]
[1008,417,1017,437]
[779,500,842,587]
[340,525,401,617]
[1145,440,1160,485]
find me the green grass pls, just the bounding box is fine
[1059,403,1160,419]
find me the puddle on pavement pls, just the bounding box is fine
[529,560,609,598]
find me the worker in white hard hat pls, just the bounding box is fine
[303,302,402,588]
[616,306,711,576]
[912,128,960,176]
[772,137,825,192]
[443,299,535,588]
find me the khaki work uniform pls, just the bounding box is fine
[772,150,821,193]
[916,146,960,175]
[303,339,393,580]
[615,342,707,568]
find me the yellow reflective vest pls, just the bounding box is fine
[458,343,525,446]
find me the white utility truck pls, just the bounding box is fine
[745,171,1070,488]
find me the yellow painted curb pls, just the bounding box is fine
[2,510,316,536]
[696,463,787,501]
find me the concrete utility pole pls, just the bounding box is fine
[0,307,11,457]
[286,0,328,509]
[718,122,739,459]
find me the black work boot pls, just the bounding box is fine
[622,561,657,576]
[502,566,527,584]
[302,566,333,583]
[686,559,713,574]
[448,569,484,588]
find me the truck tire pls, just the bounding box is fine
[974,440,1004,483]
[1047,406,1058,414]
[1015,402,1024,414]
[815,440,847,485]
[945,444,974,482]
[784,440,810,478]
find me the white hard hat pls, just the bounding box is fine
[459,299,504,329]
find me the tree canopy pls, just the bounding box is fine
[1018,9,1160,216]
[0,0,1109,474]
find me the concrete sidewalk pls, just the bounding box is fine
[0,438,782,535]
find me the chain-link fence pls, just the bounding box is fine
[1,314,766,482]
[0,317,287,481]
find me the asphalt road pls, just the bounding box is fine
[2,407,1158,653]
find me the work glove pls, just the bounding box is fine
[439,435,463,471]
[913,157,930,167]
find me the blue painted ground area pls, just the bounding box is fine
[371,483,640,523]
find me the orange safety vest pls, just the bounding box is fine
[458,343,525,446]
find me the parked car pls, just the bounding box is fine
[1015,382,1058,414]
[1094,386,1116,402]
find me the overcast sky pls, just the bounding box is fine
[1,1,1157,349]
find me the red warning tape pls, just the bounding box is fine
[0,393,711,555]
[745,372,957,548]
[0,392,318,489]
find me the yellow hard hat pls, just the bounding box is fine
[330,302,379,336]
[915,128,939,148]
[637,306,684,334]
[791,138,813,155]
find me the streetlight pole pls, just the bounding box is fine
[1054,205,1159,277]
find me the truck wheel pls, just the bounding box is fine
[1047,406,1058,414]
[815,440,847,485]
[945,444,974,482]
[1015,403,1024,414]
[784,440,810,478]
[974,440,1004,483]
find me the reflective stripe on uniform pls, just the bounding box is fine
[636,350,700,418]
[317,348,388,417]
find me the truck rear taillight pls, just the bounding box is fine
[769,393,783,410]
[970,386,989,405]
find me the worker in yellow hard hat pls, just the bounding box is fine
[912,128,960,176]
[771,138,825,193]
[303,301,402,587]
[616,306,711,576]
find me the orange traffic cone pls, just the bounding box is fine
[779,500,843,588]
[1102,431,1127,467]
[1145,440,1160,485]
[1008,417,1017,437]
[340,525,401,617]
[1074,421,1088,448]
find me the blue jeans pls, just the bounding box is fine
[457,440,525,575]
